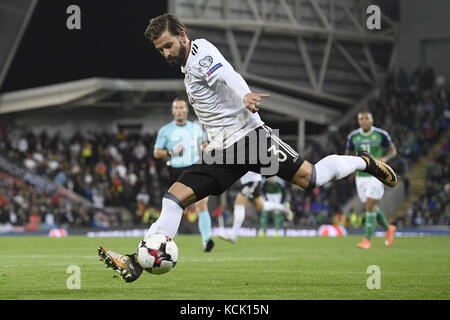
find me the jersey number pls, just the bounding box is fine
[268,145,287,162]
[361,144,371,153]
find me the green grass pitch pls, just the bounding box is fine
[0,235,449,300]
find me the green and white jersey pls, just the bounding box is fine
[346,126,393,177]
[263,177,285,203]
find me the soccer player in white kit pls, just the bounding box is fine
[98,14,398,282]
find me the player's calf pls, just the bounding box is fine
[292,154,367,190]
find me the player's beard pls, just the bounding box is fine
[167,38,186,67]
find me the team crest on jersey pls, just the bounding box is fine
[199,55,213,68]
[372,135,376,140]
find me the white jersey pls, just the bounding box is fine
[181,38,264,151]
[240,171,262,185]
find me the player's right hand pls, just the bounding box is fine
[244,93,270,113]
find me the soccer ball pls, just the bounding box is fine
[137,233,178,275]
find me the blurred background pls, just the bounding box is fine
[0,0,448,237]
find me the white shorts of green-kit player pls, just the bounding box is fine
[356,175,384,203]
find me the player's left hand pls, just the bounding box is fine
[244,93,270,113]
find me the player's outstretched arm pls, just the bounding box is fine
[211,58,269,114]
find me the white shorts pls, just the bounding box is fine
[265,193,283,204]
[355,176,384,203]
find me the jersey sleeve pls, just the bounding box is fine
[280,186,286,203]
[196,41,251,102]
[154,127,168,150]
[381,131,393,147]
[346,133,355,152]
[262,181,269,200]
[198,44,229,86]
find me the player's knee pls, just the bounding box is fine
[168,182,197,208]
[253,197,264,212]
[234,193,248,206]
[366,198,377,211]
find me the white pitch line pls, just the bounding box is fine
[0,255,97,259]
[182,257,285,263]
[1,262,101,267]
[0,256,285,267]
[0,255,285,262]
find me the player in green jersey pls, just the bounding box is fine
[259,176,293,237]
[346,111,398,249]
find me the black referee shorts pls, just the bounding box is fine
[167,165,192,186]
[177,125,304,201]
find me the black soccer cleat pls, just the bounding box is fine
[98,246,143,283]
[203,238,215,252]
[357,150,398,187]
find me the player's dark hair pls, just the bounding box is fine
[172,97,186,103]
[172,97,188,108]
[358,111,372,118]
[144,14,187,42]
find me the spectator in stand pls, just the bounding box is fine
[40,205,58,231]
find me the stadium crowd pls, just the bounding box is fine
[0,68,448,232]
[401,136,449,227]
[0,174,99,231]
[0,128,169,230]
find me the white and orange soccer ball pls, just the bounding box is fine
[48,228,68,238]
[137,233,178,275]
[318,225,347,237]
